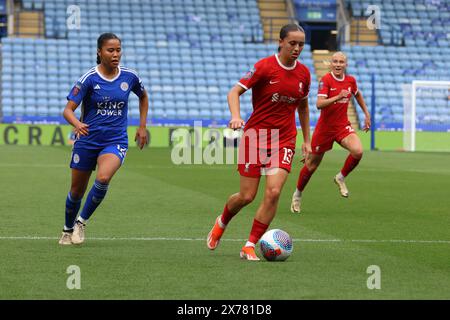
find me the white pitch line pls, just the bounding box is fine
[0,236,449,244]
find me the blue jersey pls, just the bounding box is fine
[67,66,145,149]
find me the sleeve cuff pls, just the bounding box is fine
[237,82,248,90]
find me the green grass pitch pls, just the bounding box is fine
[0,143,449,299]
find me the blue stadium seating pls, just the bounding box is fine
[0,0,276,120]
[3,0,446,129]
[343,0,449,127]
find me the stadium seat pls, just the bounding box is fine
[1,0,443,128]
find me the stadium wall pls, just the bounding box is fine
[1,124,449,152]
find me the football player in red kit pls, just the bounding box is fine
[206,24,312,261]
[290,51,371,213]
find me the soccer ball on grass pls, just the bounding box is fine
[259,229,293,261]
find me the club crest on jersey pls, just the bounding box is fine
[243,67,256,80]
[120,82,129,91]
[73,153,80,164]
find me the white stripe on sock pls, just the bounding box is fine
[217,215,226,229]
[77,217,87,224]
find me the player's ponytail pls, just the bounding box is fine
[97,32,121,65]
[278,24,305,52]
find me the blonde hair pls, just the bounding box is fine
[331,51,347,62]
[326,51,348,72]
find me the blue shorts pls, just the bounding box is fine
[70,144,128,171]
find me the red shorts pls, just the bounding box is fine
[311,124,356,154]
[237,143,295,178]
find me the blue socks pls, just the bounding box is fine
[64,192,82,230]
[78,180,109,222]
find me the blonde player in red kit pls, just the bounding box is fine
[290,51,371,213]
[206,24,312,261]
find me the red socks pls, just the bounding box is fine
[221,206,269,246]
[220,204,237,226]
[341,155,361,177]
[248,219,269,245]
[296,165,313,192]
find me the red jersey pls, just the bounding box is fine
[237,54,311,149]
[316,72,358,129]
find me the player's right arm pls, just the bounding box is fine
[229,60,267,129]
[317,90,349,110]
[64,76,91,136]
[227,84,246,129]
[63,100,89,136]
[316,76,349,110]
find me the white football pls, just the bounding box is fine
[259,229,293,261]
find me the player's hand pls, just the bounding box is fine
[338,90,350,99]
[135,127,148,150]
[229,117,245,130]
[363,114,371,132]
[300,142,311,163]
[74,122,89,137]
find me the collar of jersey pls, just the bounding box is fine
[275,54,297,70]
[95,65,122,82]
[330,71,345,82]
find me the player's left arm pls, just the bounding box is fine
[354,90,371,132]
[131,73,149,149]
[135,89,149,149]
[297,98,311,161]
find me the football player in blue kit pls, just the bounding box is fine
[59,33,149,245]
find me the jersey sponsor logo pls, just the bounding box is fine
[94,84,101,90]
[269,80,280,84]
[272,93,280,102]
[96,100,126,116]
[272,93,298,104]
[243,67,256,80]
[120,82,129,91]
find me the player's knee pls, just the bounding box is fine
[352,149,363,159]
[70,190,84,200]
[240,192,256,205]
[265,187,282,202]
[96,175,111,185]
[306,162,319,172]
